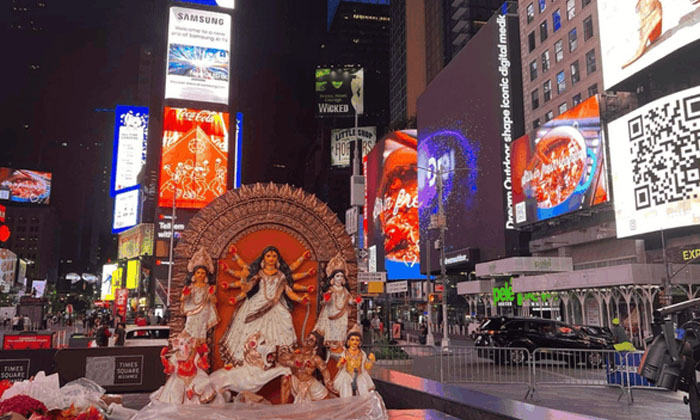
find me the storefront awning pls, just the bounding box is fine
[475,256,573,278]
[511,263,700,293]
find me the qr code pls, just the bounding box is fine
[628,93,700,210]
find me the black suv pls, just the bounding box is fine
[474,317,610,367]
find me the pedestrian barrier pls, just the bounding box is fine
[366,344,664,405]
[363,344,440,382]
[441,346,533,397]
[530,348,626,402]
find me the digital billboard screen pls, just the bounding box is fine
[174,0,235,9]
[510,95,609,226]
[364,130,422,279]
[112,106,149,195]
[101,263,118,301]
[315,67,363,117]
[112,189,140,234]
[331,126,376,167]
[165,6,231,104]
[158,107,229,209]
[598,2,700,90]
[417,10,523,267]
[0,168,51,205]
[609,86,700,238]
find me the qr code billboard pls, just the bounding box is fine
[609,86,700,238]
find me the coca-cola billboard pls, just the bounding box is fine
[364,130,422,280]
[158,107,229,209]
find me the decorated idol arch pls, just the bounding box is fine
[154,183,380,409]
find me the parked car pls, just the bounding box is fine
[474,317,610,367]
[576,325,614,347]
[124,326,170,347]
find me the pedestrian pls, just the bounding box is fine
[611,317,635,351]
[95,319,111,347]
[113,322,126,346]
[370,314,381,343]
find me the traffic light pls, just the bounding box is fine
[428,293,442,304]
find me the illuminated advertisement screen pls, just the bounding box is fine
[364,131,421,280]
[101,263,117,301]
[331,126,376,167]
[598,2,700,90]
[158,107,229,209]
[174,0,235,9]
[0,168,51,205]
[609,86,700,238]
[118,223,154,260]
[165,6,231,104]
[126,259,141,290]
[315,67,364,117]
[111,106,149,195]
[0,249,17,290]
[510,95,609,226]
[112,189,140,234]
[417,10,523,267]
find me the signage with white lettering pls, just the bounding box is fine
[358,272,386,283]
[112,106,149,196]
[0,359,30,381]
[387,280,408,294]
[86,355,144,387]
[315,67,363,117]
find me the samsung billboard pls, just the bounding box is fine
[165,6,231,104]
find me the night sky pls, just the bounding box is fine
[1,0,326,269]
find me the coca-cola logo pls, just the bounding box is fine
[176,109,217,123]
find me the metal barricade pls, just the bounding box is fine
[530,348,628,402]
[441,346,533,397]
[363,344,439,382]
[622,351,659,402]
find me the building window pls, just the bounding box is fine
[542,50,551,73]
[530,59,538,81]
[533,119,541,129]
[573,93,582,106]
[527,3,535,23]
[571,60,580,85]
[540,20,548,42]
[539,0,546,13]
[588,83,598,97]
[532,89,540,110]
[582,0,592,7]
[559,102,568,114]
[528,31,536,52]
[553,9,562,32]
[545,110,553,122]
[557,70,566,94]
[568,28,578,52]
[555,40,564,62]
[586,49,597,74]
[567,0,576,20]
[543,80,552,102]
[583,16,594,40]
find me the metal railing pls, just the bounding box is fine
[366,343,662,404]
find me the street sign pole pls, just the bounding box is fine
[438,167,449,349]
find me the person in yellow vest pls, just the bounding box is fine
[611,318,635,351]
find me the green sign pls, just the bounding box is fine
[492,281,559,306]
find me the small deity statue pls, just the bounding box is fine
[333,331,376,398]
[219,245,316,365]
[181,247,219,343]
[313,253,361,355]
[209,331,291,402]
[278,332,336,403]
[152,333,217,404]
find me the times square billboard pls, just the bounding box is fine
[0,168,52,205]
[111,106,148,196]
[609,85,700,238]
[598,1,700,90]
[165,6,231,105]
[364,130,421,280]
[158,107,229,209]
[510,95,609,226]
[417,6,523,269]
